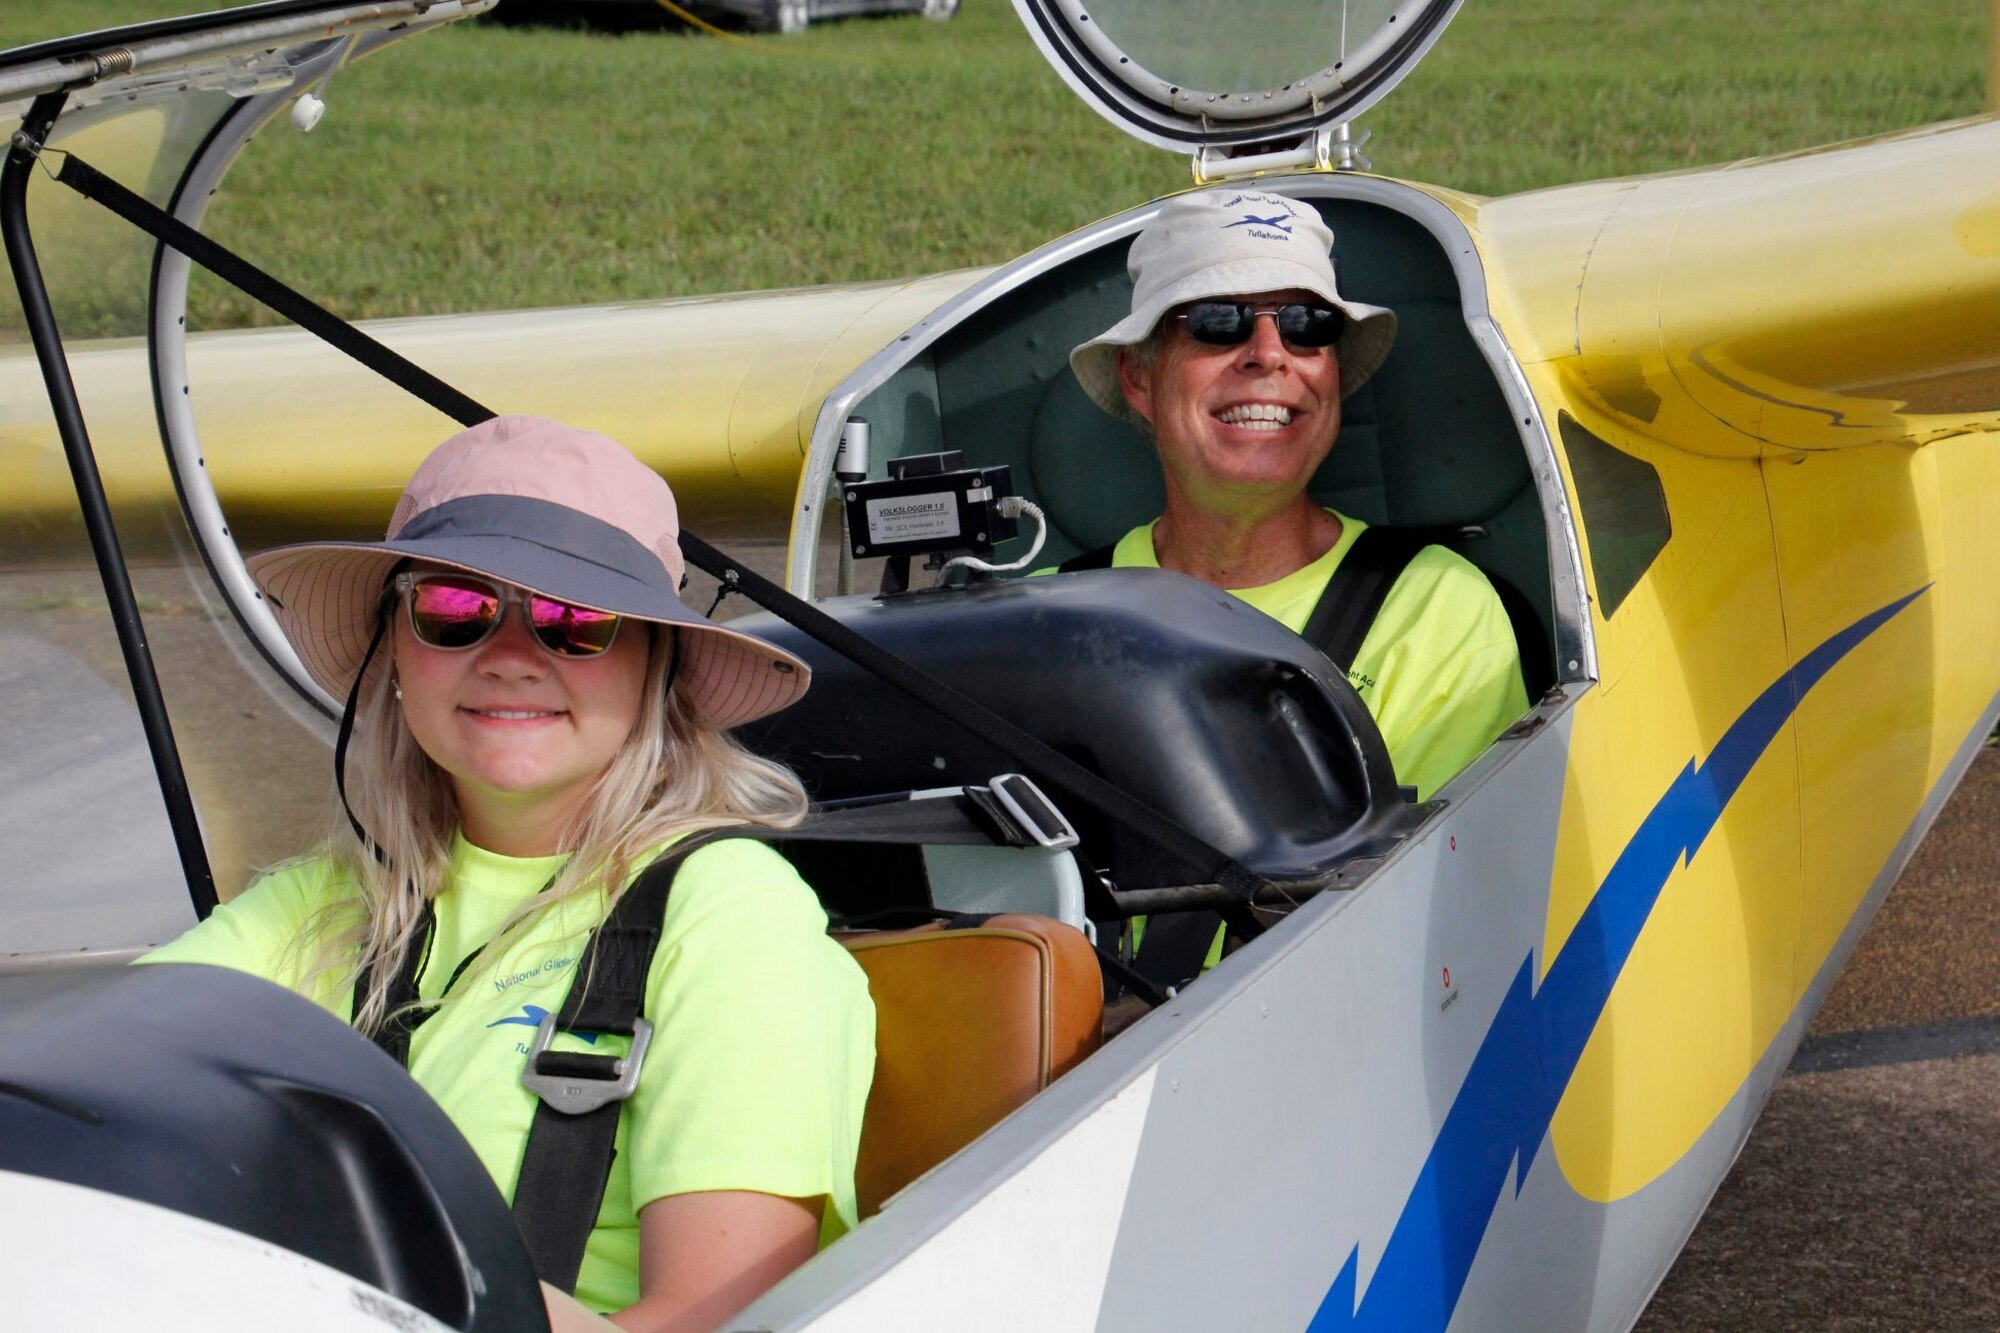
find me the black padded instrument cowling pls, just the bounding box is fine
[0,964,547,1331]
[736,569,1418,892]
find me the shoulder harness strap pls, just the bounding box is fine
[1298,525,1433,673]
[1064,526,1432,672]
[357,899,435,1067]
[509,827,750,1293]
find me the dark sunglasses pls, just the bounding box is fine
[395,572,621,658]
[1175,301,1346,350]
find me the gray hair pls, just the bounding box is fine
[1128,327,1160,370]
[1117,328,1162,441]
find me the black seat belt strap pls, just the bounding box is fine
[354,899,436,1066]
[1055,542,1115,573]
[1128,909,1224,994]
[510,828,752,1293]
[1065,526,1431,675]
[1298,526,1431,673]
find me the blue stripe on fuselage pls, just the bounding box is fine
[1310,587,1928,1331]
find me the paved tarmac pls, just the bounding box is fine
[1639,746,2000,1331]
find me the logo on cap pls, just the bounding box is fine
[1219,192,1302,243]
[1226,212,1294,235]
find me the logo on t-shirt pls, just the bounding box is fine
[486,1003,600,1043]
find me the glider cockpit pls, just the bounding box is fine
[26,1,2000,1329]
[733,0,1593,1002]
[779,0,1591,751]
[818,188,1565,698]
[721,185,1572,923]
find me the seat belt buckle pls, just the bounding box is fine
[985,773,1080,850]
[520,1012,653,1115]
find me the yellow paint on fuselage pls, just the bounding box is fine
[1463,117,2000,1199]
[1530,391,1802,1198]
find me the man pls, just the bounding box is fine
[1066,189,1527,802]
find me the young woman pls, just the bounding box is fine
[145,415,874,1333]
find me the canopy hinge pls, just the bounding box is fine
[1192,122,1369,185]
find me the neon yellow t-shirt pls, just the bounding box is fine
[1106,511,1527,800]
[139,832,875,1314]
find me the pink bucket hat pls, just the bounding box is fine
[1069,189,1397,427]
[247,415,810,729]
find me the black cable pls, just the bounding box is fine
[660,625,683,702]
[332,592,395,866]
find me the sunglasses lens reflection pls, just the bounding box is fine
[1182,303,1252,343]
[1180,302,1345,349]
[1278,303,1345,347]
[410,579,502,648]
[407,576,619,656]
[529,598,620,657]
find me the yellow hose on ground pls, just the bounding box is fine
[652,0,763,46]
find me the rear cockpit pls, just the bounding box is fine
[782,0,1575,719]
[794,185,1570,701]
[701,182,1591,1048]
[751,186,1575,886]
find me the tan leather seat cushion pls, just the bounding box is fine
[839,915,1102,1216]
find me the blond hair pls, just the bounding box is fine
[306,627,808,1035]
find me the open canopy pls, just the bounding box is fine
[1010,0,1463,161]
[0,1,491,954]
[0,1,489,345]
[0,1,482,114]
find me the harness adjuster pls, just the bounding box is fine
[520,1011,653,1115]
[988,773,1079,850]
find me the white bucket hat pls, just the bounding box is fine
[1069,189,1397,426]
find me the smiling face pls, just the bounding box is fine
[1116,287,1342,519]
[392,570,652,856]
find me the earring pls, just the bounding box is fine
[392,676,403,702]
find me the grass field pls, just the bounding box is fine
[0,0,1989,334]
